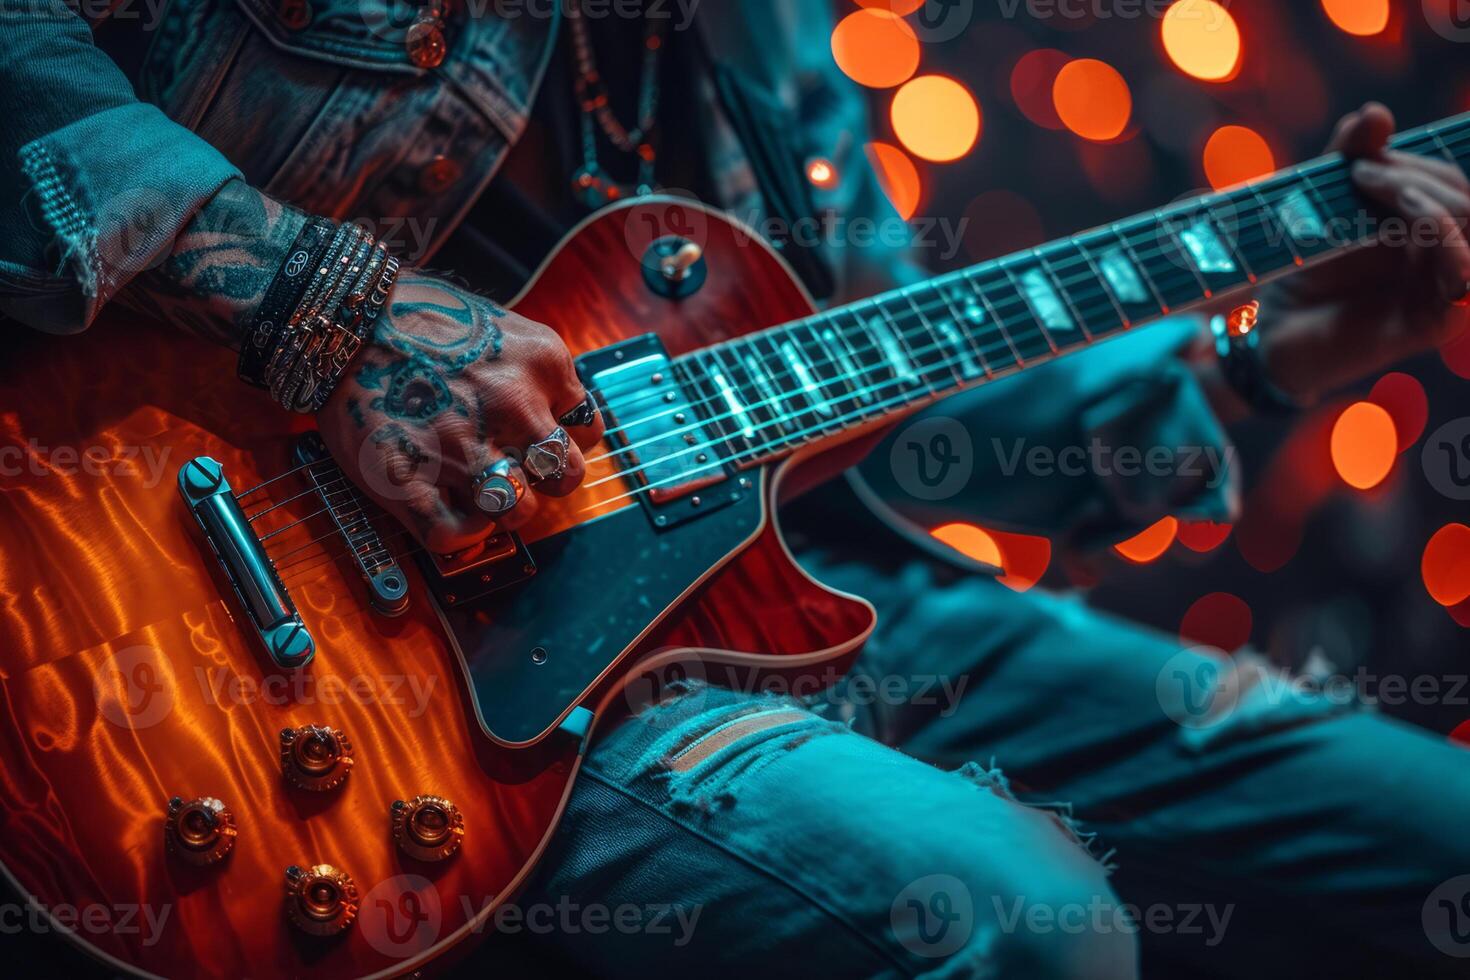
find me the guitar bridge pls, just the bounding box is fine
[178,456,315,670]
[293,433,410,617]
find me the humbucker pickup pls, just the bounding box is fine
[577,333,742,528]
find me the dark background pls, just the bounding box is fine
[866,0,1470,739]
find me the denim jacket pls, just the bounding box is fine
[0,0,1234,541]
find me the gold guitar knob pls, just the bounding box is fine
[391,795,464,862]
[284,864,358,936]
[164,796,237,866]
[280,725,353,791]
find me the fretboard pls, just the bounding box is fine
[676,109,1470,467]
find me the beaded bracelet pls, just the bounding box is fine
[246,221,400,413]
[238,216,335,387]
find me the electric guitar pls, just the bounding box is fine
[3,110,1466,978]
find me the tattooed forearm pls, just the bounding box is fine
[117,179,308,350]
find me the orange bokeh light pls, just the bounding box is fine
[1330,401,1397,490]
[865,142,922,220]
[1423,524,1470,607]
[1161,0,1242,82]
[1367,372,1428,452]
[931,523,1052,592]
[1010,48,1070,130]
[831,8,920,89]
[931,522,1003,568]
[1321,0,1389,36]
[891,75,982,162]
[1202,125,1275,190]
[1177,520,1232,553]
[856,0,925,14]
[1114,516,1179,563]
[1180,591,1253,651]
[1051,58,1132,142]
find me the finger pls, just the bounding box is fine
[530,437,587,498]
[394,483,503,555]
[1399,185,1470,303]
[1327,101,1393,159]
[555,389,606,451]
[464,449,531,517]
[1385,148,1470,195]
[1354,158,1470,219]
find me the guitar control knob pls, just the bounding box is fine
[284,864,358,936]
[280,725,353,791]
[391,795,464,862]
[164,796,237,865]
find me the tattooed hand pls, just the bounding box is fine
[316,273,603,553]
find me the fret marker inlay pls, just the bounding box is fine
[1098,247,1149,304]
[743,354,794,431]
[868,315,920,384]
[822,328,873,403]
[711,369,755,439]
[1179,219,1237,274]
[1019,267,1074,332]
[936,321,985,380]
[779,341,834,415]
[1278,190,1326,245]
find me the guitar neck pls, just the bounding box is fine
[673,109,1470,467]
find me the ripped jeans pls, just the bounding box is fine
[507,516,1470,978]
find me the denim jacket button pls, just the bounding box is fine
[278,0,311,30]
[418,156,461,194]
[406,21,447,68]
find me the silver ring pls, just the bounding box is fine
[523,426,571,482]
[557,391,599,428]
[472,458,525,514]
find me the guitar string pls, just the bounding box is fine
[576,126,1469,482]
[576,149,1435,466]
[583,121,1466,441]
[262,150,1438,570]
[257,121,1469,574]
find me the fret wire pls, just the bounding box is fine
[875,294,941,392]
[964,268,1032,364]
[612,117,1470,460]
[901,284,967,387]
[1033,246,1094,342]
[1068,237,1132,331]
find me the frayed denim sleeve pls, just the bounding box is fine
[0,3,241,333]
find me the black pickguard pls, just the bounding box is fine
[436,485,765,745]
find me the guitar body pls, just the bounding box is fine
[0,198,876,978]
